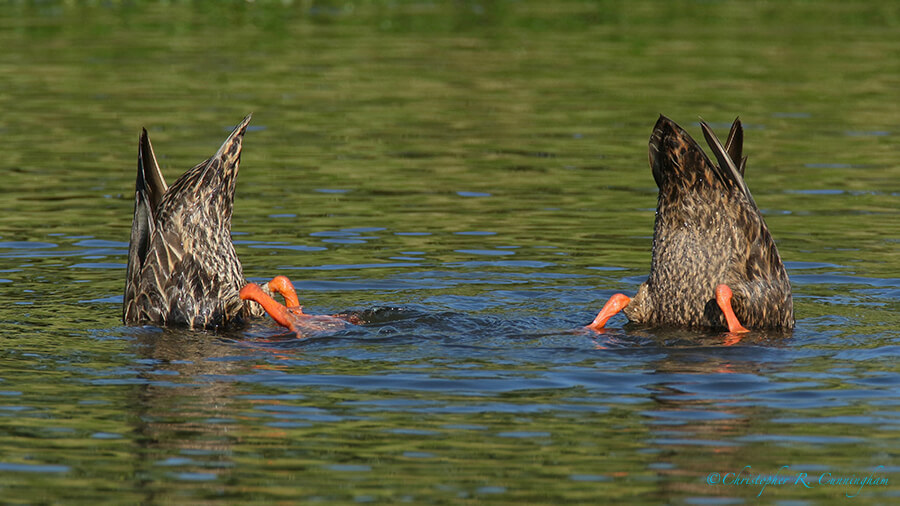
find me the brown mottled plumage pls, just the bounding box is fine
[123,114,267,329]
[590,115,793,331]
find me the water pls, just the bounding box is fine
[1,1,898,503]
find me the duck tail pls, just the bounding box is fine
[649,115,757,209]
[723,117,745,177]
[138,129,168,208]
[700,119,757,209]
[181,113,252,200]
[124,128,169,322]
[649,114,720,190]
[214,113,252,168]
[131,129,168,261]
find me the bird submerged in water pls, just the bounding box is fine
[123,114,268,329]
[588,115,793,333]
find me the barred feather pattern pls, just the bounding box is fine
[123,114,267,329]
[622,115,793,330]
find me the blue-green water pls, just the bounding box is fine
[0,1,898,503]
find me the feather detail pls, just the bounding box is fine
[624,115,793,330]
[123,114,256,329]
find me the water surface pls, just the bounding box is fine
[0,1,898,503]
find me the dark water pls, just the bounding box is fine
[1,1,898,503]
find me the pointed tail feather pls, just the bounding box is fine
[184,113,253,190]
[138,129,168,210]
[215,113,252,166]
[649,115,724,190]
[700,120,757,209]
[131,129,169,265]
[723,117,744,177]
[125,129,170,323]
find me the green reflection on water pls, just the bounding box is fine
[0,0,898,503]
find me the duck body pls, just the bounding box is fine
[591,115,793,332]
[123,114,265,329]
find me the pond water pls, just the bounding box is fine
[1,1,898,503]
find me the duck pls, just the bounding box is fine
[123,114,269,329]
[587,115,793,333]
[239,275,358,336]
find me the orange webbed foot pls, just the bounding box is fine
[267,275,302,311]
[240,283,300,333]
[587,293,631,332]
[242,278,351,337]
[715,284,749,334]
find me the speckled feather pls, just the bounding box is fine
[123,114,267,329]
[622,115,793,329]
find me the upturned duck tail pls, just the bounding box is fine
[123,129,170,323]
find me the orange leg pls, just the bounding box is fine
[715,284,749,333]
[267,275,302,310]
[586,293,631,331]
[240,283,298,333]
